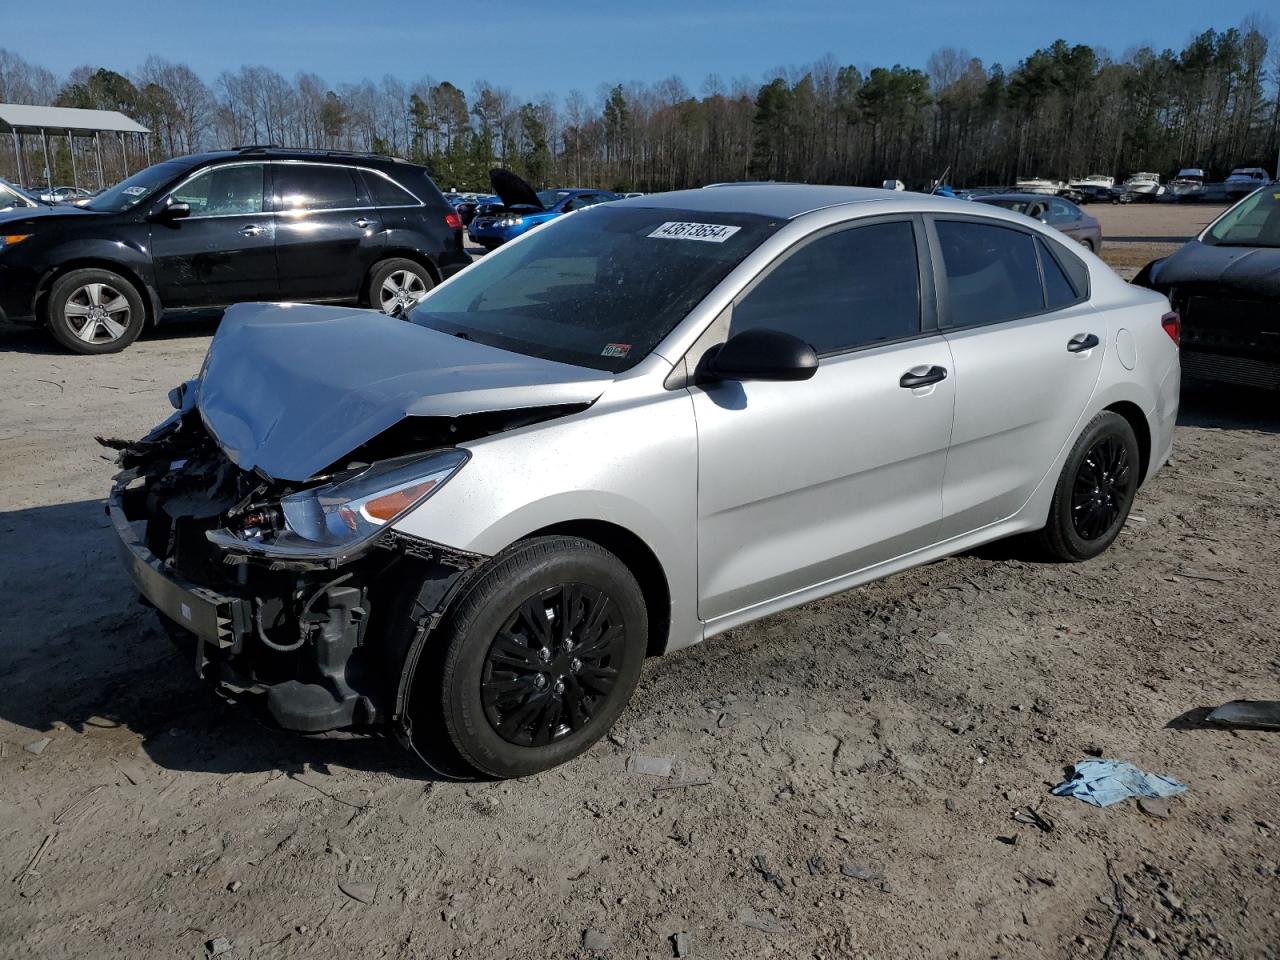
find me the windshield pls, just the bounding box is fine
[84,160,190,213]
[0,178,39,205]
[536,189,572,209]
[1204,187,1280,248]
[407,205,781,371]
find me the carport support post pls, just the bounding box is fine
[40,129,51,190]
[119,133,129,177]
[143,134,151,167]
[10,130,22,185]
[94,131,104,189]
[67,130,78,189]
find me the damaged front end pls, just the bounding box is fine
[105,380,484,734]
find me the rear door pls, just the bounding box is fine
[271,162,384,302]
[930,217,1104,537]
[692,217,955,621]
[150,162,276,307]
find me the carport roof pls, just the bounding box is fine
[0,103,149,135]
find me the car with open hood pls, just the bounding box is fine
[467,168,619,249]
[1134,184,1280,390]
[107,185,1179,779]
[0,146,468,354]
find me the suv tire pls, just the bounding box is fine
[368,258,434,314]
[45,268,146,354]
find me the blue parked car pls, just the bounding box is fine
[468,169,619,249]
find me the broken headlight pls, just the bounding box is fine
[208,449,468,561]
[280,450,468,547]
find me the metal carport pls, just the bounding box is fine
[0,103,150,193]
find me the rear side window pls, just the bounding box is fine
[1038,237,1083,308]
[731,220,921,354]
[365,172,419,207]
[1040,234,1090,299]
[273,163,365,212]
[935,220,1043,327]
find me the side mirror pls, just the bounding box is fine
[699,328,818,383]
[153,201,191,222]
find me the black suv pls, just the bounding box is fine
[0,147,469,353]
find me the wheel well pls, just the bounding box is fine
[37,259,158,326]
[363,250,441,304]
[522,520,672,658]
[1105,401,1151,484]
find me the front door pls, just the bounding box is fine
[271,162,384,302]
[930,218,1105,536]
[692,218,955,622]
[150,162,276,307]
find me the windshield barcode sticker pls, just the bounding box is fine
[648,221,741,243]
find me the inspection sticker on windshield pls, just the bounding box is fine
[601,343,631,358]
[648,221,741,243]
[122,186,148,196]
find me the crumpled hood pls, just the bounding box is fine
[198,302,612,482]
[1153,240,1280,297]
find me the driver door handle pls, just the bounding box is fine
[900,365,948,388]
[352,217,374,229]
[239,224,263,237]
[1067,333,1100,353]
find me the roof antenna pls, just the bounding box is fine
[929,165,952,196]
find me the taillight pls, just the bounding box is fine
[1160,310,1180,346]
[444,212,463,231]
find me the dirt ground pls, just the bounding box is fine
[2,202,1278,960]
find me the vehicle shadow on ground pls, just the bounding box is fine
[1177,382,1280,434]
[0,313,223,355]
[0,496,439,781]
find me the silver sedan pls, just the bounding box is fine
[109,185,1180,778]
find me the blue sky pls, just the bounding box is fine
[9,0,1271,99]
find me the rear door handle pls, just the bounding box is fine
[1067,333,1100,353]
[353,217,374,229]
[900,365,948,388]
[239,224,263,237]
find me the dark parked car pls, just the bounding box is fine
[973,193,1103,252]
[0,147,469,354]
[1134,185,1280,390]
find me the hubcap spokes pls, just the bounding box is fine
[480,583,625,747]
[1070,437,1131,540]
[378,270,427,312]
[65,282,130,343]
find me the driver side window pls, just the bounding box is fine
[730,220,922,355]
[172,164,265,218]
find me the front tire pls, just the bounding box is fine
[45,268,146,354]
[1037,411,1140,561]
[422,537,648,779]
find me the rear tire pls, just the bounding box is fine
[1036,411,1140,562]
[411,536,648,779]
[368,258,433,314]
[45,268,146,354]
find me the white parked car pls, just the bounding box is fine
[109,185,1180,778]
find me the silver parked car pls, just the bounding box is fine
[108,186,1180,778]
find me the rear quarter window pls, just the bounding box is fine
[365,171,419,206]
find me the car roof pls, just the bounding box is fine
[614,184,988,220]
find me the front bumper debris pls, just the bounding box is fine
[105,401,486,734]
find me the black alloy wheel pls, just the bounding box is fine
[1037,410,1140,562]
[1070,436,1132,541]
[480,583,626,747]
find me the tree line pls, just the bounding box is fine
[1,21,1277,194]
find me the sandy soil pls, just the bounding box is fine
[1090,202,1229,278]
[1,203,1278,959]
